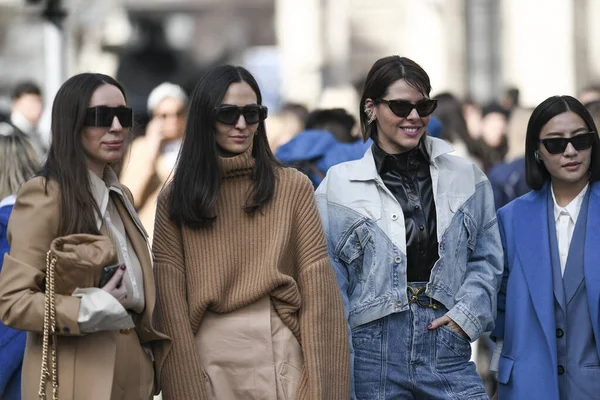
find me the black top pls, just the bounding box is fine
[372,140,439,282]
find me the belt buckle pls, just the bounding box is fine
[407,285,438,309]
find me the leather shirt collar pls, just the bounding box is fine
[372,138,431,174]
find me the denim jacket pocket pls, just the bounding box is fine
[338,223,372,267]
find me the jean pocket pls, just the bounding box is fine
[436,325,472,359]
[351,319,383,348]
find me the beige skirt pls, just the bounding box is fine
[196,297,304,400]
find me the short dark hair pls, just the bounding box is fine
[525,95,600,190]
[168,64,280,229]
[42,73,127,236]
[360,56,432,142]
[305,108,356,143]
[12,81,42,100]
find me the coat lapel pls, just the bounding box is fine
[514,185,557,364]
[584,183,600,357]
[111,192,168,343]
[563,188,590,305]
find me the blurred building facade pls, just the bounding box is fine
[1,0,600,125]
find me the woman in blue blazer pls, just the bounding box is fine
[492,95,600,399]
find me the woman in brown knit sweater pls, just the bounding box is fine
[151,65,351,399]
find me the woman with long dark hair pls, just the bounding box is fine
[0,73,169,400]
[492,96,600,399]
[151,64,350,400]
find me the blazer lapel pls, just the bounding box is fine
[563,188,590,305]
[584,184,600,357]
[514,185,557,364]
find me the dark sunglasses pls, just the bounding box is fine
[84,106,133,128]
[214,104,268,125]
[376,98,438,118]
[539,132,596,154]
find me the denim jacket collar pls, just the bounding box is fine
[349,136,454,182]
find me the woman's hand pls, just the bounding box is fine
[427,315,470,340]
[101,265,128,305]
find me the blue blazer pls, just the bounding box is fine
[492,181,600,399]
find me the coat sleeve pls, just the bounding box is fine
[291,174,351,400]
[0,178,82,335]
[151,189,208,400]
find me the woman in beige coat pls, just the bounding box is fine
[0,73,169,400]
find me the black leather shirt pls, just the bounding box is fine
[372,141,439,282]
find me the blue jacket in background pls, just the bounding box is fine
[0,200,24,400]
[487,157,530,210]
[276,129,372,188]
[276,116,444,188]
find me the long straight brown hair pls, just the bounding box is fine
[41,73,128,236]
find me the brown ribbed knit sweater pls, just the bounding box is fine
[152,146,351,400]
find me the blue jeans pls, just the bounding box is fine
[353,285,488,399]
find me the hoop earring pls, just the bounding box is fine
[534,151,540,162]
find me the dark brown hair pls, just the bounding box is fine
[525,95,600,190]
[41,73,127,236]
[168,64,280,229]
[360,56,432,142]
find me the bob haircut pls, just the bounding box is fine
[168,64,280,229]
[525,95,600,190]
[42,73,128,236]
[360,55,432,142]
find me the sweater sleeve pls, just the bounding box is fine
[152,190,208,400]
[292,174,351,400]
[0,178,82,335]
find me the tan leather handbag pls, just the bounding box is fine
[38,234,117,400]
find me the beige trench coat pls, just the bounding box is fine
[0,177,171,400]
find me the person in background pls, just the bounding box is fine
[491,96,600,399]
[0,73,169,400]
[578,83,600,107]
[479,102,509,172]
[500,87,520,116]
[0,126,40,400]
[584,99,600,129]
[317,55,502,399]
[488,108,534,210]
[463,96,483,140]
[152,64,350,400]
[276,108,369,188]
[120,82,188,241]
[265,102,308,152]
[433,92,486,168]
[8,81,47,158]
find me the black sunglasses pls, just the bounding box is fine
[84,106,133,128]
[214,104,268,125]
[539,132,596,154]
[376,98,438,118]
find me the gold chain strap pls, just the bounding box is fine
[38,250,59,400]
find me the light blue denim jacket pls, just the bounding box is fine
[316,137,503,350]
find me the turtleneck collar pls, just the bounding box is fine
[219,142,255,179]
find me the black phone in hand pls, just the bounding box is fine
[98,264,124,288]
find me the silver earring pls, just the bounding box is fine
[534,151,540,162]
[365,108,375,125]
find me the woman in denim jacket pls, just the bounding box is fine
[316,55,503,399]
[491,96,600,399]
